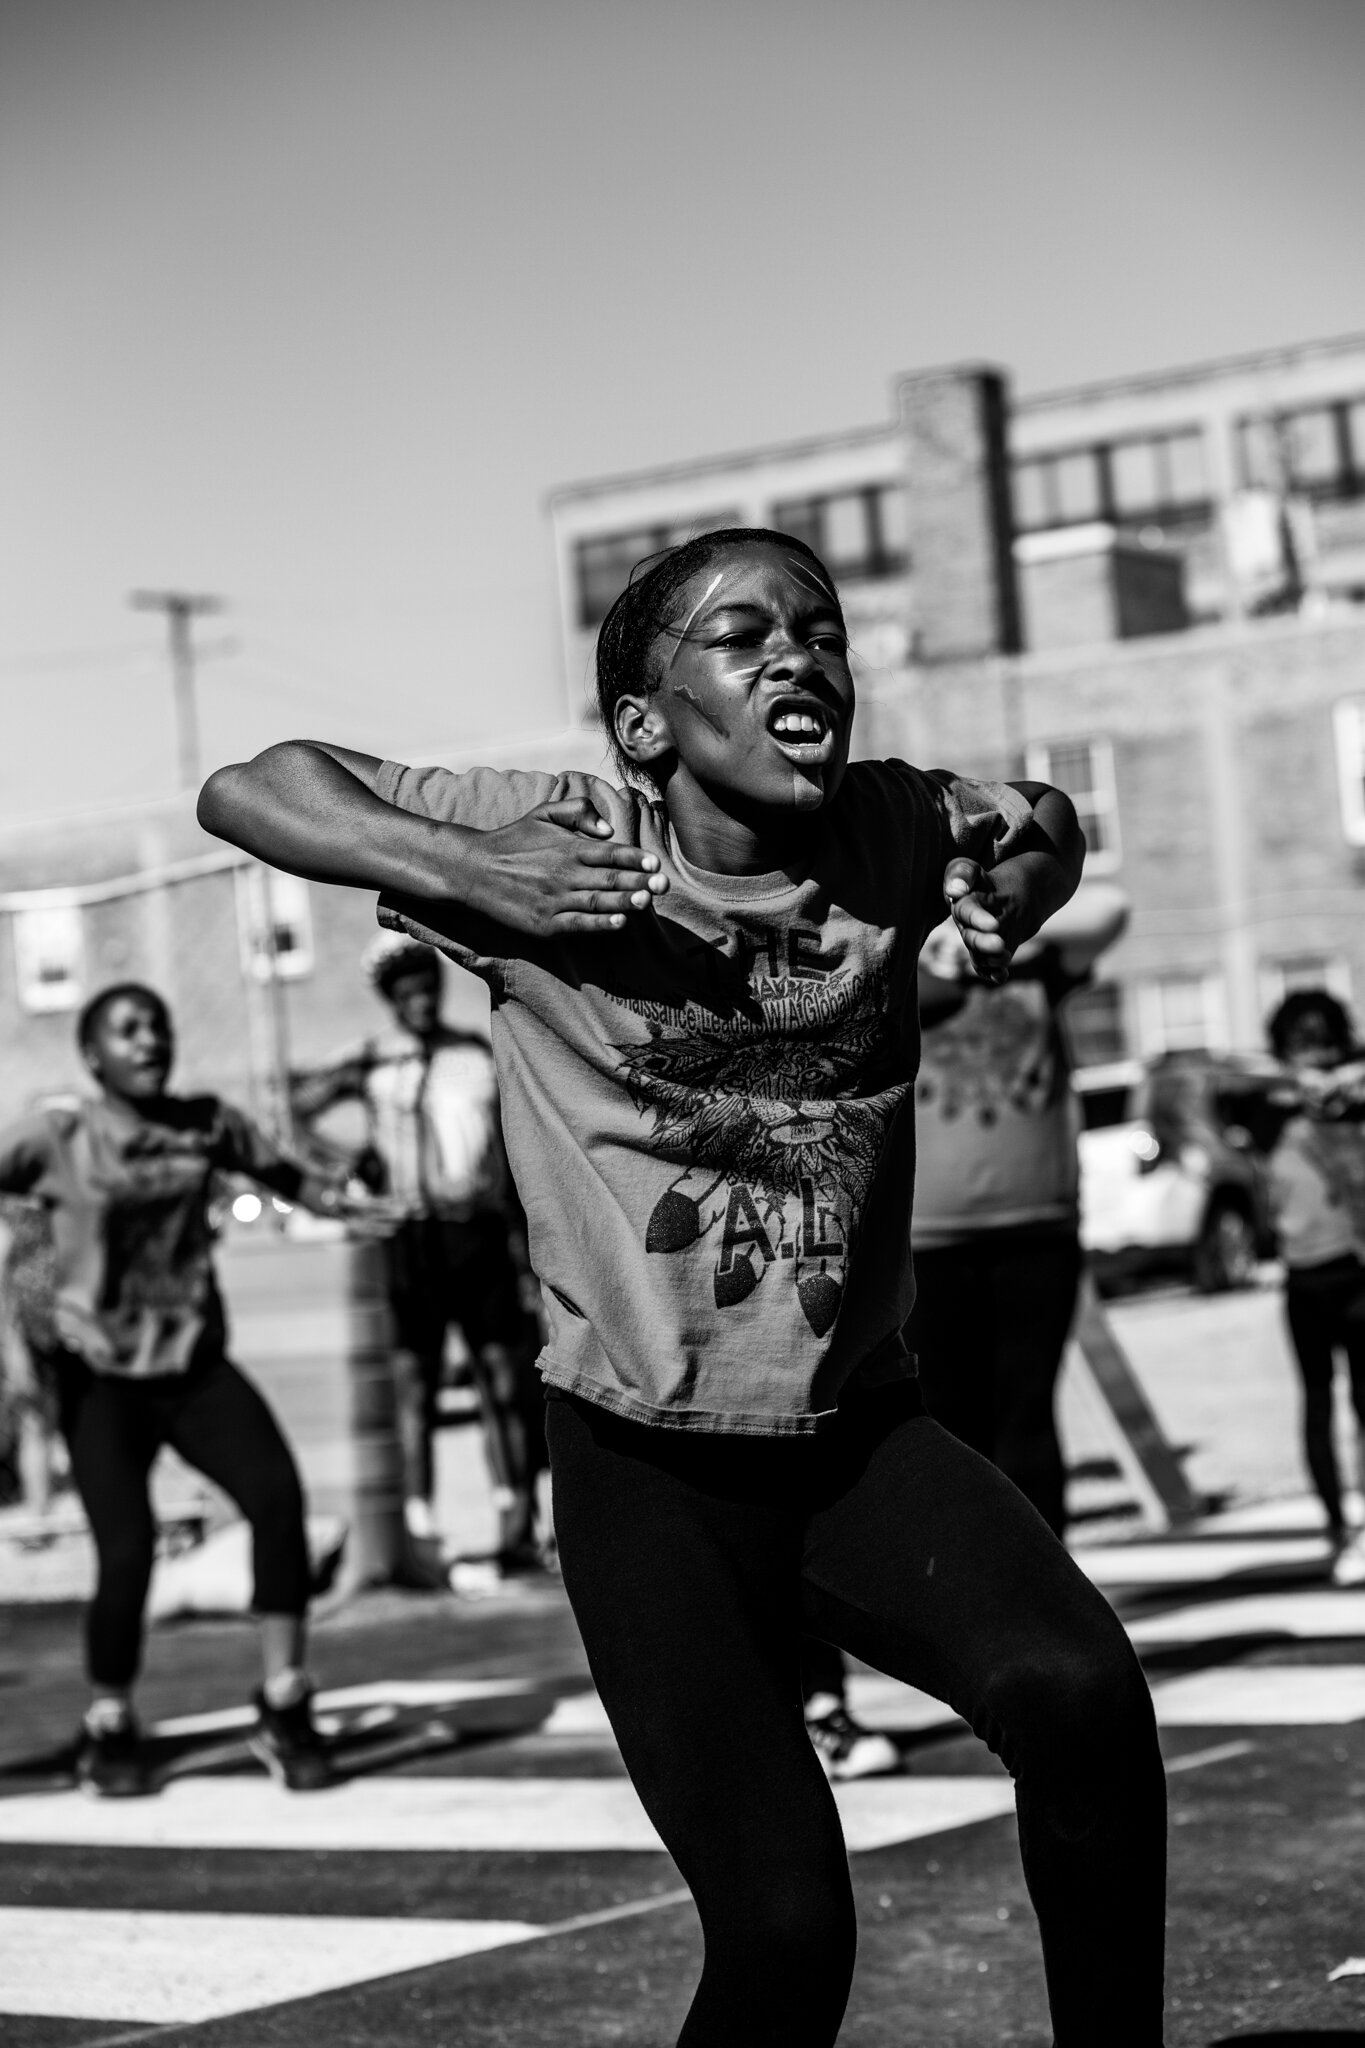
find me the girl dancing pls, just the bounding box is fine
[200,527,1166,2045]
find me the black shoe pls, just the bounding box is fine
[249,1687,335,1792]
[76,1719,155,1799]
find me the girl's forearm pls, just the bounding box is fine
[198,742,470,900]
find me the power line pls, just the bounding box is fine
[129,590,224,791]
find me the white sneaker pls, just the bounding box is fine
[804,1695,900,1780]
[1332,1531,1365,1587]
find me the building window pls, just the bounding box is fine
[1012,430,1210,534]
[769,484,908,581]
[1136,974,1228,1056]
[1259,955,1352,1017]
[236,867,314,983]
[12,903,84,1013]
[1332,698,1365,846]
[1237,399,1364,504]
[573,512,740,629]
[1025,737,1121,873]
[1064,981,1127,1069]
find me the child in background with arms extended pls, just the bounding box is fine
[293,934,544,1569]
[0,984,359,1796]
[201,529,1166,2047]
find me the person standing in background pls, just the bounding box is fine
[1266,989,1365,1585]
[293,935,544,1569]
[907,884,1129,1536]
[0,983,353,1797]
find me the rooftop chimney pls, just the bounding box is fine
[897,365,1021,663]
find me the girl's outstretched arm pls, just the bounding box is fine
[944,780,1084,985]
[198,740,666,939]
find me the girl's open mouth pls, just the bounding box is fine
[766,701,837,765]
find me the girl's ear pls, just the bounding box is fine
[614,692,674,770]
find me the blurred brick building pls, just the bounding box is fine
[2,333,1365,1119]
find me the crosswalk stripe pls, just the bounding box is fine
[1077,1535,1331,1587]
[1127,1588,1365,1648]
[151,1678,541,1740]
[1148,1664,1365,1724]
[0,1906,541,2024]
[0,1773,1019,1854]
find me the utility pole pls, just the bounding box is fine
[130,590,223,792]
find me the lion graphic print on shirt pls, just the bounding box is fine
[614,949,899,1339]
[374,757,1031,1435]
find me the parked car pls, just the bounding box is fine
[1076,1052,1294,1294]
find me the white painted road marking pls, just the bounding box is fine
[0,1773,1016,1854]
[1151,1664,1365,1724]
[1128,1589,1365,1649]
[0,1906,540,2024]
[151,1677,541,1741]
[1078,1536,1331,1587]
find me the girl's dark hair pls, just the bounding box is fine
[1267,987,1355,1060]
[77,981,171,1053]
[594,526,843,785]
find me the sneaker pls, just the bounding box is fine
[249,1688,335,1792]
[1332,1530,1365,1588]
[804,1696,901,1781]
[76,1718,155,1798]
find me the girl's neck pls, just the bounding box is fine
[662,775,813,878]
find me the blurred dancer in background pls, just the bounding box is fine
[1267,988,1365,1584]
[294,935,544,1569]
[908,885,1129,1536]
[0,984,353,1797]
[798,885,1129,1765]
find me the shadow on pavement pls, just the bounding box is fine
[1207,2033,1365,2043]
[0,1689,559,1793]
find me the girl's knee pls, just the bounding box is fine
[987,1625,1154,1770]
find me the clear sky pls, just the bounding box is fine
[3,0,1363,822]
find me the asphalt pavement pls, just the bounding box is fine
[3,1282,1365,2046]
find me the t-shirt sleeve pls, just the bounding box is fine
[372,760,626,986]
[0,1114,54,1196]
[374,760,568,831]
[215,1102,306,1201]
[924,768,1035,869]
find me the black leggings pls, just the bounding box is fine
[1283,1255,1365,1533]
[548,1382,1165,2048]
[56,1351,312,1690]
[909,1227,1082,1537]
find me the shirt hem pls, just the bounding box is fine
[538,1358,842,1436]
[913,1206,1077,1247]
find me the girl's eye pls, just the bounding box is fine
[811,633,848,655]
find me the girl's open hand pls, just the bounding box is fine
[461,797,669,937]
[943,858,1019,985]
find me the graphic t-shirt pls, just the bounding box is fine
[0,1096,303,1377]
[913,966,1080,1245]
[295,1024,510,1221]
[374,757,1031,1435]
